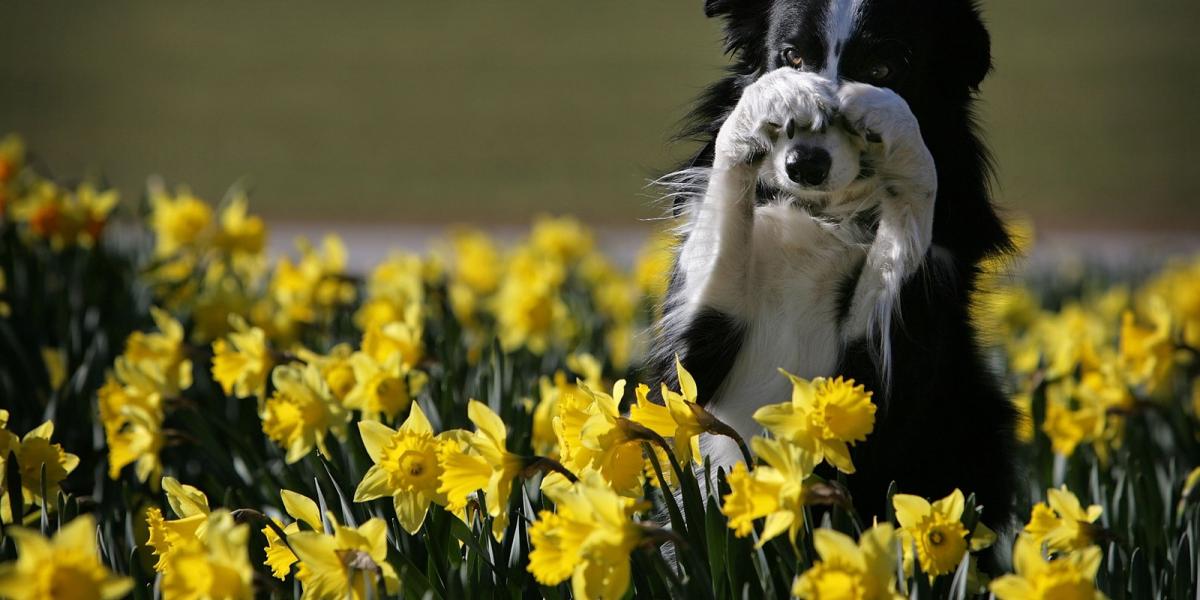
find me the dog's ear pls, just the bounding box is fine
[943,0,993,91]
[702,0,771,59]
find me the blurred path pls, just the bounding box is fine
[267,221,1198,273]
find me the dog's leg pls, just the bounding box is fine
[837,83,938,378]
[656,69,837,401]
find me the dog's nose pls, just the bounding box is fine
[784,146,831,187]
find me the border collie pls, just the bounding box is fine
[648,0,1019,528]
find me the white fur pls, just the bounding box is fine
[666,67,937,473]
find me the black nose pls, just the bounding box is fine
[784,146,831,187]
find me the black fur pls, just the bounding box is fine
[647,0,1019,529]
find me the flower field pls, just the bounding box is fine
[0,132,1198,599]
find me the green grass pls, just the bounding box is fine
[1,1,1197,226]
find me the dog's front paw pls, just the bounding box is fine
[713,69,837,170]
[837,83,936,192]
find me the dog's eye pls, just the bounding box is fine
[867,63,893,82]
[780,47,804,69]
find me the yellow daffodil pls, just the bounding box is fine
[1023,486,1103,553]
[1119,304,1175,394]
[160,510,254,599]
[98,368,164,482]
[722,436,819,546]
[0,515,134,600]
[353,403,454,534]
[211,317,274,400]
[553,379,644,497]
[361,310,424,369]
[1041,379,1103,458]
[527,469,647,600]
[343,351,426,422]
[262,489,325,580]
[632,230,675,301]
[289,518,399,600]
[893,489,994,578]
[212,193,266,258]
[150,187,213,257]
[989,534,1106,600]
[755,371,876,474]
[261,362,349,463]
[792,523,904,600]
[438,400,525,540]
[628,358,705,468]
[530,215,594,265]
[12,420,80,510]
[354,253,426,332]
[123,306,193,395]
[146,477,211,572]
[492,247,570,355]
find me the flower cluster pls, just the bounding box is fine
[1,135,1197,599]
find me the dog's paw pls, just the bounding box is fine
[837,83,936,192]
[713,69,837,170]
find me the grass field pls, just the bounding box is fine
[1,1,1198,227]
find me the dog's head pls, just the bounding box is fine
[704,0,991,104]
[684,0,1008,260]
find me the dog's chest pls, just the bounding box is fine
[708,205,866,437]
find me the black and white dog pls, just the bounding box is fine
[649,0,1019,528]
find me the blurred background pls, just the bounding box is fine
[2,1,1198,253]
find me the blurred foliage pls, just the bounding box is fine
[1,134,1199,599]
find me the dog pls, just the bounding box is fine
[647,0,1019,529]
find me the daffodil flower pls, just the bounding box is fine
[755,370,876,474]
[289,518,400,599]
[989,534,1105,600]
[437,400,524,540]
[527,470,647,600]
[1023,486,1103,553]
[892,488,994,578]
[0,515,134,600]
[262,489,325,580]
[211,316,274,401]
[792,523,904,600]
[353,403,454,534]
[147,476,212,572]
[160,510,255,599]
[722,436,819,547]
[261,362,349,464]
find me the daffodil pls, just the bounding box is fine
[553,379,644,497]
[633,230,675,301]
[755,371,876,474]
[492,247,570,354]
[438,400,524,540]
[262,489,325,580]
[13,420,80,509]
[989,534,1106,600]
[0,515,134,600]
[160,510,254,600]
[1042,379,1103,458]
[146,477,211,572]
[792,523,904,600]
[722,436,819,546]
[361,309,424,369]
[343,351,426,422]
[527,470,647,600]
[289,518,399,600]
[261,362,349,463]
[211,316,273,400]
[150,187,213,257]
[1119,304,1175,394]
[0,411,18,518]
[98,369,164,482]
[1023,486,1103,553]
[353,403,454,534]
[893,489,994,578]
[628,358,705,467]
[212,193,266,258]
[123,306,193,395]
